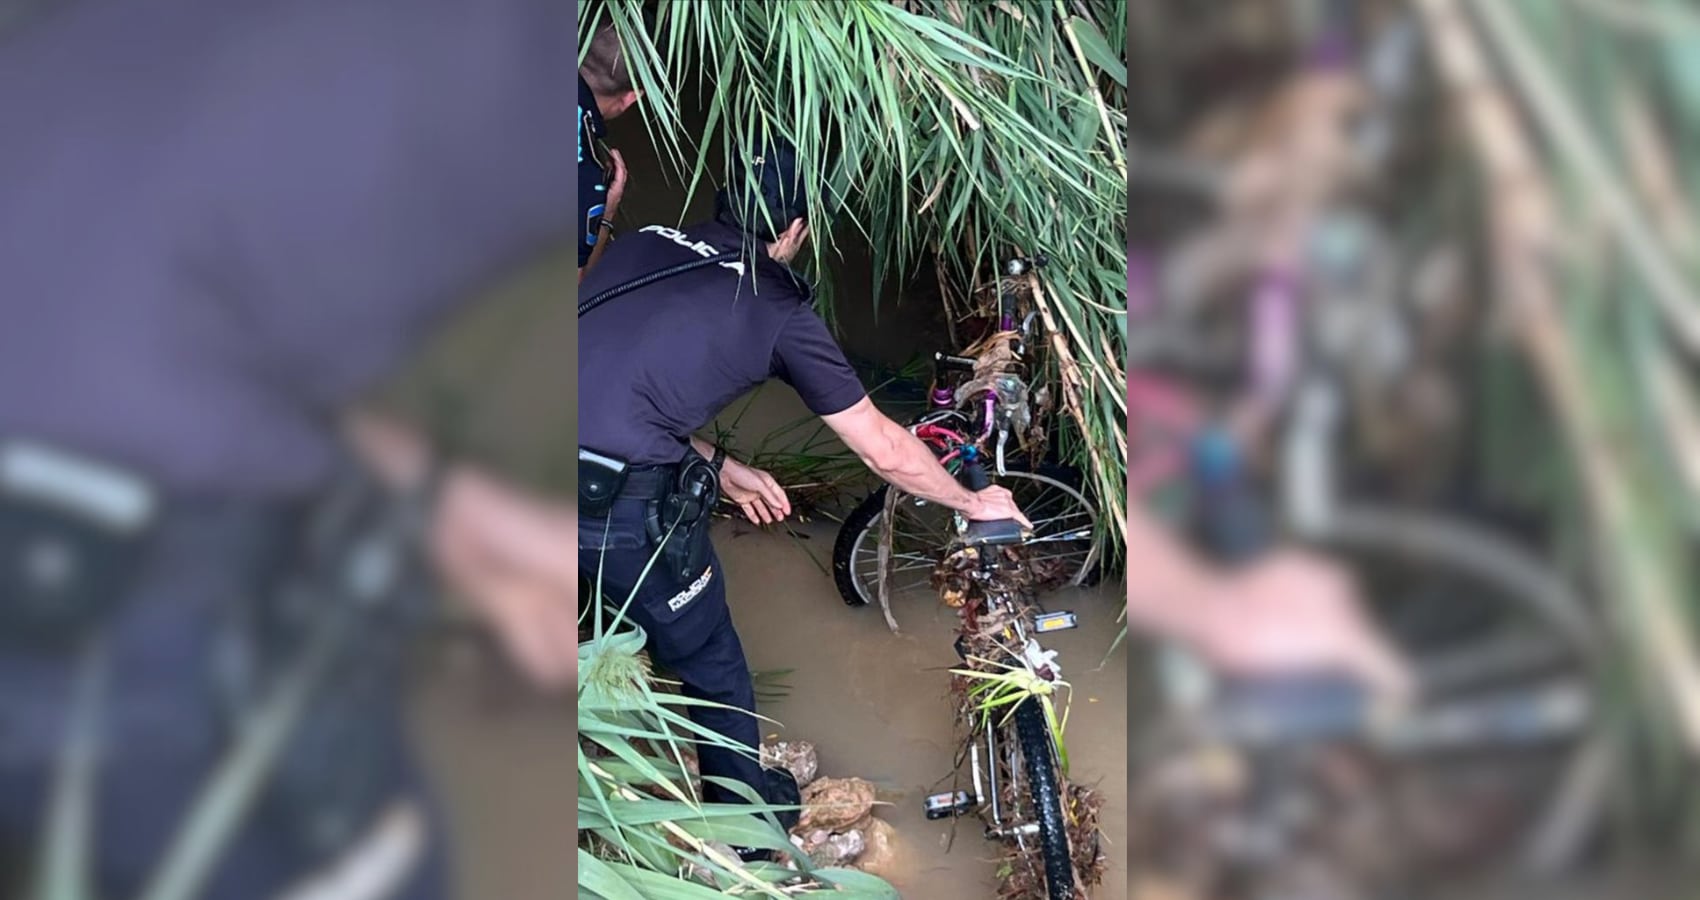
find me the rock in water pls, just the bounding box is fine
[856,817,899,877]
[760,740,820,786]
[799,827,866,867]
[798,777,876,832]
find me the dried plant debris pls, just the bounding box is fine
[994,783,1107,900]
[932,543,1069,617]
[1129,731,1476,900]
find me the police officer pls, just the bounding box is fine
[578,142,1030,852]
[0,0,578,897]
[578,21,639,277]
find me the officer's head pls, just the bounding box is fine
[715,139,815,264]
[581,23,641,121]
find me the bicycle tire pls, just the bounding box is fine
[830,466,1098,608]
[1314,504,1603,873]
[1013,697,1075,899]
[830,484,890,607]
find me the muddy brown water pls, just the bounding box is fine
[723,518,1129,899]
[706,385,1129,899]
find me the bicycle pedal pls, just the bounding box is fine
[923,791,977,820]
[1034,611,1078,633]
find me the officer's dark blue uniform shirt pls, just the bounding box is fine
[578,75,608,267]
[579,220,868,467]
[0,0,572,498]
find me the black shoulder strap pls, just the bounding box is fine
[578,252,741,318]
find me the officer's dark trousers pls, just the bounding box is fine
[0,503,447,900]
[580,497,765,806]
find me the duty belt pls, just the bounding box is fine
[612,465,677,502]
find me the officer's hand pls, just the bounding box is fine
[430,468,578,690]
[1190,551,1414,704]
[721,459,791,525]
[965,486,1031,529]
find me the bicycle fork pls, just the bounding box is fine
[927,714,1042,840]
[926,601,1073,836]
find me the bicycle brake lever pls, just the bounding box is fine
[996,428,1009,476]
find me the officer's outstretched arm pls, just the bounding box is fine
[822,397,1027,526]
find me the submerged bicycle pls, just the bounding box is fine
[1125,9,1602,896]
[830,256,1105,899]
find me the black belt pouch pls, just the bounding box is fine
[0,441,159,650]
[579,448,629,518]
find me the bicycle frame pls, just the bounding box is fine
[915,259,1080,857]
[925,508,1079,850]
[1127,13,1604,888]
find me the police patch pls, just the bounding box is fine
[668,565,715,612]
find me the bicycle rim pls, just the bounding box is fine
[1317,504,1604,875]
[844,470,1098,607]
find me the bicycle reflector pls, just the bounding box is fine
[1034,611,1078,633]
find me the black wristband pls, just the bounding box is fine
[710,445,727,471]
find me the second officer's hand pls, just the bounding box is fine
[721,458,791,525]
[430,467,578,690]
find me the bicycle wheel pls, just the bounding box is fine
[830,467,1098,607]
[1316,505,1604,875]
[1011,697,1076,899]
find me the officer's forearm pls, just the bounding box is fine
[869,429,979,513]
[1123,500,1221,645]
[853,413,979,513]
[823,397,980,514]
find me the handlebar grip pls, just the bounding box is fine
[964,518,1026,547]
[961,458,992,492]
[959,458,1024,547]
[1189,429,1381,742]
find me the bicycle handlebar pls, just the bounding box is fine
[1190,428,1271,564]
[958,457,1025,548]
[1189,428,1379,742]
[934,352,977,373]
[961,456,992,492]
